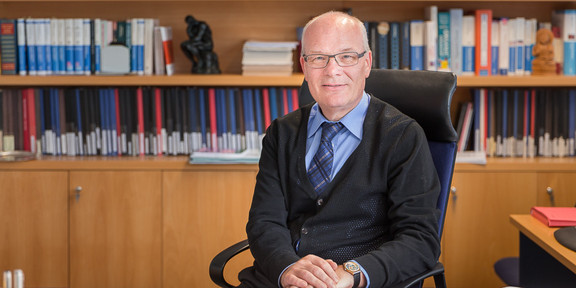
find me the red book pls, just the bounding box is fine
[262,88,271,129]
[21,89,30,151]
[154,88,163,156]
[475,9,492,76]
[26,89,36,154]
[282,88,289,116]
[291,88,299,110]
[531,206,576,227]
[136,87,145,156]
[208,88,218,152]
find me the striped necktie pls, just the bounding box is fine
[307,122,344,194]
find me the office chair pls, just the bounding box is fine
[209,69,458,288]
[494,257,520,287]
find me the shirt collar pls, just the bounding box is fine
[307,92,370,139]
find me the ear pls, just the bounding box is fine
[300,56,308,80]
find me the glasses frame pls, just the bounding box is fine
[303,51,367,69]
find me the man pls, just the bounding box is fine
[239,11,441,288]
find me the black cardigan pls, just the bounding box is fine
[241,96,441,287]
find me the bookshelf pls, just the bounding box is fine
[2,1,576,288]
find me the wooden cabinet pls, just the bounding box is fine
[537,173,576,207]
[69,171,162,288]
[0,171,68,288]
[163,170,256,288]
[445,171,537,288]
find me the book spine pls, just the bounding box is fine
[160,26,174,76]
[82,18,91,75]
[563,10,576,75]
[36,18,47,75]
[16,18,26,75]
[0,19,18,75]
[462,16,475,76]
[409,20,424,71]
[44,19,52,75]
[475,10,492,76]
[50,18,60,74]
[498,18,510,75]
[64,19,74,74]
[400,21,410,70]
[25,18,37,75]
[515,17,526,75]
[491,20,499,76]
[377,22,389,69]
[437,11,450,72]
[450,8,463,74]
[390,22,400,70]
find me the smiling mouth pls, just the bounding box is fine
[323,84,346,87]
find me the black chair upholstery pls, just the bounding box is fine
[209,69,458,288]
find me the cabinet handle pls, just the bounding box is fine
[546,186,555,207]
[450,186,457,202]
[75,186,82,202]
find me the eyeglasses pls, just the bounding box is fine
[303,51,367,69]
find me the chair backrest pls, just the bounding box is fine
[299,69,458,239]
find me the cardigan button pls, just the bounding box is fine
[317,198,324,206]
[301,228,308,235]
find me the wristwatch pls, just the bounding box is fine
[343,261,361,288]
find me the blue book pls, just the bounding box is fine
[227,88,237,152]
[58,20,65,74]
[285,88,293,113]
[73,19,84,74]
[99,89,108,155]
[130,19,138,73]
[51,88,61,155]
[400,21,410,70]
[109,88,117,155]
[216,89,225,151]
[51,20,60,74]
[65,19,74,74]
[377,22,389,69]
[515,18,525,75]
[437,12,450,72]
[269,87,278,121]
[44,19,52,75]
[254,89,263,136]
[569,89,576,156]
[462,15,475,75]
[36,19,47,75]
[83,19,91,75]
[75,89,84,156]
[187,88,197,151]
[410,20,424,70]
[502,89,508,151]
[390,22,400,69]
[198,89,207,150]
[38,89,45,152]
[137,19,145,75]
[512,90,519,150]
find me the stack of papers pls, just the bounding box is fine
[189,149,260,164]
[242,41,299,76]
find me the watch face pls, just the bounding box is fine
[344,262,360,273]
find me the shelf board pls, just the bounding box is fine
[0,74,305,87]
[2,74,576,87]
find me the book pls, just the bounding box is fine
[563,10,576,75]
[400,21,410,70]
[450,8,463,74]
[498,18,510,75]
[437,11,450,72]
[531,206,576,227]
[389,22,400,70]
[153,27,165,75]
[475,10,492,76]
[409,20,424,71]
[462,16,475,76]
[0,19,18,75]
[159,26,174,75]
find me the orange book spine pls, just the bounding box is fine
[475,10,492,76]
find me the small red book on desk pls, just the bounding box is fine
[531,206,576,227]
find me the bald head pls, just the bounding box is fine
[300,11,370,56]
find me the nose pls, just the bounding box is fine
[323,56,343,75]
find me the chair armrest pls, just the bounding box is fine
[209,239,250,288]
[388,262,446,288]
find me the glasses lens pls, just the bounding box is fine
[306,55,329,68]
[336,52,359,66]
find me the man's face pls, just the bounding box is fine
[300,16,372,120]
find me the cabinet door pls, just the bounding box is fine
[537,172,576,207]
[69,171,162,288]
[443,172,537,288]
[0,171,68,288]
[163,170,256,288]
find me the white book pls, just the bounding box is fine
[424,20,437,71]
[43,19,53,75]
[524,18,537,75]
[143,18,156,75]
[64,18,75,74]
[82,18,91,75]
[508,18,517,75]
[499,18,510,75]
[137,18,145,75]
[462,15,475,76]
[409,20,424,70]
[563,10,576,75]
[73,18,84,75]
[36,18,47,75]
[50,18,60,74]
[25,18,38,75]
[57,19,66,74]
[94,18,102,74]
[515,17,526,75]
[450,8,463,75]
[17,18,27,75]
[153,26,165,75]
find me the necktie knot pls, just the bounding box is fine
[320,122,344,143]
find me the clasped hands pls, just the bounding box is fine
[280,254,355,288]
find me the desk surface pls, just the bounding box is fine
[510,214,576,274]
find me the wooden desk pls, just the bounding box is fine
[510,214,576,287]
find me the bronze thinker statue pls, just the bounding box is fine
[181,15,221,74]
